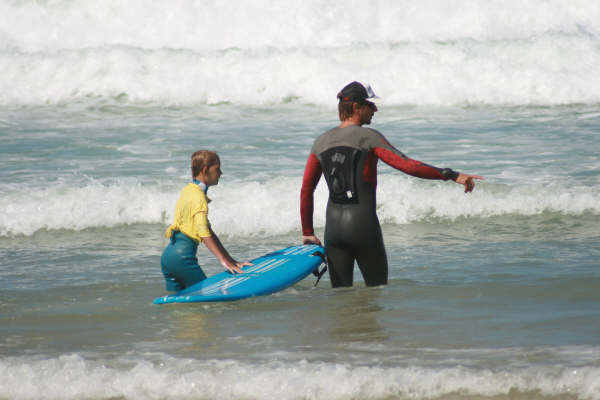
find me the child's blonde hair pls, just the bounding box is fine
[191,150,220,179]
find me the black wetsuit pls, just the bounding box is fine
[300,125,458,287]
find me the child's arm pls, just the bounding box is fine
[202,228,252,274]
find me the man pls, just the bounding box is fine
[300,81,483,287]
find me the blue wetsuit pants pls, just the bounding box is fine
[160,231,207,291]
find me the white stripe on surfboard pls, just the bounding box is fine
[248,258,288,274]
[283,245,319,256]
[200,276,253,295]
[245,258,281,273]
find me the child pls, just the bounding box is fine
[160,150,252,291]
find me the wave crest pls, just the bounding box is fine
[1,176,598,237]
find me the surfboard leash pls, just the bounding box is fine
[311,251,328,287]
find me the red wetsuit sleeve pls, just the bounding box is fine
[300,153,322,236]
[373,147,451,180]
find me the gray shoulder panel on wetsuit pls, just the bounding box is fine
[311,126,407,159]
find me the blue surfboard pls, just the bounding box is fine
[154,244,326,304]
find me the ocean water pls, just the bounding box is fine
[1,1,600,399]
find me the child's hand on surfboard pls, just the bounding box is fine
[223,259,253,274]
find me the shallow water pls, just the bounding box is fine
[2,103,600,399]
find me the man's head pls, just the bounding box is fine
[337,81,378,125]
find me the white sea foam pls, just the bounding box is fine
[375,175,600,225]
[1,175,598,237]
[0,353,599,400]
[0,1,599,106]
[0,179,176,237]
[1,0,598,52]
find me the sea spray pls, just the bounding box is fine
[1,0,599,106]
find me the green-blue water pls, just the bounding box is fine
[1,104,599,400]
